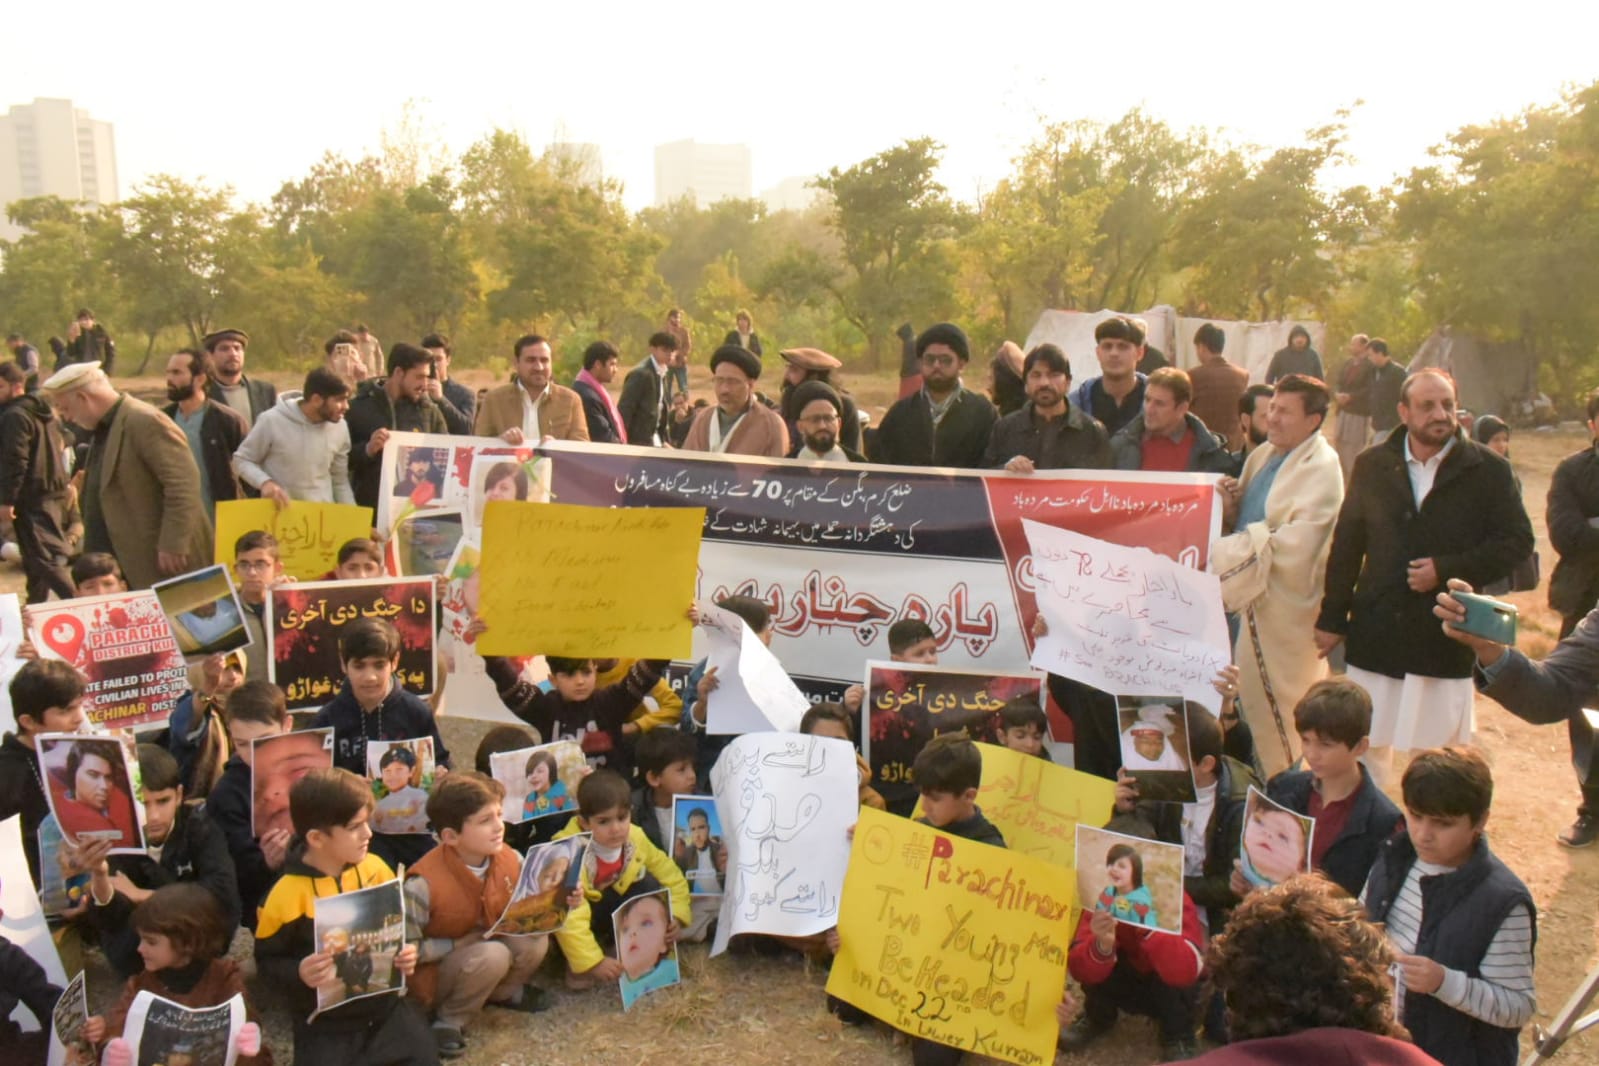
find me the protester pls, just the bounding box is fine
[232,367,355,506]
[346,343,451,507]
[1,660,86,885]
[61,309,116,374]
[618,332,677,447]
[1235,384,1273,465]
[987,341,1027,416]
[1187,323,1249,451]
[1070,316,1148,436]
[474,334,589,444]
[0,362,74,602]
[1109,367,1237,475]
[163,347,248,518]
[205,680,294,927]
[983,342,1112,471]
[682,345,788,457]
[723,309,762,356]
[997,696,1050,760]
[631,729,719,942]
[799,702,887,810]
[420,333,474,434]
[0,919,60,1058]
[789,381,863,462]
[572,340,627,444]
[203,328,277,431]
[663,309,692,396]
[870,323,997,468]
[231,530,283,684]
[1333,333,1375,480]
[165,649,244,798]
[1367,339,1406,438]
[1265,324,1323,384]
[4,332,41,391]
[70,551,125,596]
[325,330,370,384]
[778,347,861,454]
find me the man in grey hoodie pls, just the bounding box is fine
[231,367,355,506]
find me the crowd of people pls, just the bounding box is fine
[0,304,1587,1066]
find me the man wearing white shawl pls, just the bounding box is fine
[1210,375,1344,777]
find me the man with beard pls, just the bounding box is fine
[871,323,996,468]
[346,344,450,507]
[162,349,247,519]
[790,381,863,463]
[572,340,626,444]
[682,346,788,457]
[202,329,276,431]
[778,348,861,454]
[1236,385,1273,465]
[475,334,589,444]
[1315,370,1533,787]
[1188,323,1250,451]
[232,368,356,506]
[0,363,74,601]
[984,343,1111,472]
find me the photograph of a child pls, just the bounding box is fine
[250,728,335,839]
[614,888,681,1010]
[153,564,250,659]
[393,446,447,500]
[491,835,588,936]
[366,738,436,835]
[1239,786,1315,889]
[1075,824,1184,935]
[489,740,585,824]
[37,732,145,852]
[392,509,465,578]
[312,879,406,1016]
[670,796,727,897]
[1115,696,1198,804]
[469,455,550,528]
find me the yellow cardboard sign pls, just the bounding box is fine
[967,742,1117,871]
[826,807,1074,1066]
[214,500,375,582]
[476,501,704,658]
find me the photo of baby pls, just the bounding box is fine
[670,796,727,898]
[489,740,586,824]
[366,738,436,835]
[490,835,589,937]
[250,728,335,839]
[36,732,145,852]
[614,888,681,1010]
[1074,824,1184,935]
[153,564,250,659]
[1116,696,1198,804]
[1239,786,1315,889]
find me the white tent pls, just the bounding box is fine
[1023,307,1325,384]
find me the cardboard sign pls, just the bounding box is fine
[214,499,374,582]
[267,578,435,710]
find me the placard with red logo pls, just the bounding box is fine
[26,591,189,731]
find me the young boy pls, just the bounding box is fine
[405,773,548,1060]
[1263,678,1402,897]
[1361,747,1535,1066]
[553,770,691,989]
[840,617,941,716]
[70,552,126,597]
[232,531,284,685]
[334,538,384,580]
[0,659,87,886]
[631,728,718,942]
[81,745,240,975]
[680,595,778,785]
[313,618,451,870]
[205,680,294,927]
[799,702,886,811]
[998,695,1051,761]
[255,768,429,1065]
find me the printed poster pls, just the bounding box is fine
[615,888,681,1010]
[311,878,406,1020]
[366,737,437,835]
[1116,695,1198,804]
[1239,786,1315,888]
[250,728,335,839]
[1074,824,1185,935]
[267,577,435,710]
[151,564,251,659]
[122,991,245,1066]
[214,499,375,582]
[670,795,727,898]
[47,971,92,1066]
[488,741,585,825]
[489,835,588,937]
[35,731,146,852]
[26,591,188,731]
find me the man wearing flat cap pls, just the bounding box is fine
[779,347,861,455]
[870,323,997,468]
[682,346,788,458]
[790,381,864,464]
[203,328,276,431]
[40,362,212,589]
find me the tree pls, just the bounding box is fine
[0,197,121,350]
[338,176,478,339]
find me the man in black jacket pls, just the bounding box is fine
[0,364,74,601]
[1315,369,1533,787]
[617,332,676,446]
[345,344,450,507]
[202,328,276,430]
[983,343,1111,471]
[61,309,115,374]
[870,322,997,468]
[162,349,247,520]
[572,341,625,444]
[420,332,474,434]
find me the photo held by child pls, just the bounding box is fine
[1236,788,1315,890]
[164,648,246,800]
[0,659,87,887]
[630,728,720,941]
[254,767,430,1064]
[1360,747,1536,1066]
[83,882,269,1065]
[474,724,554,855]
[404,772,550,1061]
[369,741,434,836]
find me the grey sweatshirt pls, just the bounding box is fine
[230,390,354,504]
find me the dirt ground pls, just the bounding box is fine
[6,390,1596,1064]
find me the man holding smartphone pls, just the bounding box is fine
[1314,369,1533,788]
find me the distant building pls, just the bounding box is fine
[548,141,604,188]
[761,175,821,213]
[654,139,752,206]
[0,98,119,241]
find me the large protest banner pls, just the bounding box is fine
[214,499,375,581]
[267,578,436,710]
[26,591,188,731]
[827,806,1074,1066]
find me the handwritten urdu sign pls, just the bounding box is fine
[952,743,1116,872]
[267,578,436,710]
[214,499,375,582]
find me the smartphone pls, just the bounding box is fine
[1452,591,1518,645]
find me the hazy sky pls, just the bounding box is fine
[5,1,1596,211]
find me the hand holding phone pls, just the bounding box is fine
[1449,591,1518,646]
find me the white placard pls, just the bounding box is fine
[0,814,68,1032]
[701,604,810,734]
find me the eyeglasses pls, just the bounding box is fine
[235,559,275,573]
[799,413,839,425]
[921,353,960,368]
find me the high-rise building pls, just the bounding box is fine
[654,139,752,206]
[0,98,119,241]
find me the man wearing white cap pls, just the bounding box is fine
[40,362,212,589]
[1121,705,1188,772]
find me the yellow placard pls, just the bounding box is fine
[826,807,1074,1066]
[967,743,1118,871]
[476,500,704,658]
[214,499,375,582]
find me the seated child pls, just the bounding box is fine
[630,729,717,943]
[312,617,451,870]
[0,920,62,1058]
[520,749,571,821]
[1360,747,1536,1066]
[254,768,428,1064]
[473,725,554,855]
[372,747,431,836]
[166,649,246,800]
[681,595,779,785]
[85,883,268,1065]
[205,680,296,928]
[1263,678,1402,897]
[70,551,127,597]
[232,530,285,685]
[553,771,690,989]
[997,695,1051,760]
[405,773,549,1060]
[81,745,240,976]
[799,702,886,810]
[1061,829,1207,1061]
[1094,843,1159,928]
[0,659,86,886]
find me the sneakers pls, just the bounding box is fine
[1161,1036,1201,1061]
[1559,812,1599,848]
[1057,1015,1112,1053]
[431,1023,466,1060]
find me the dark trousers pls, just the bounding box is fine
[1559,614,1599,814]
[1083,957,1198,1042]
[1049,674,1119,780]
[911,1037,966,1066]
[12,493,73,603]
[295,998,439,1066]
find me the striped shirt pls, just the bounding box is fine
[1364,859,1536,1029]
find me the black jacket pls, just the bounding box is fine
[632,786,670,852]
[0,394,69,505]
[1336,357,1377,415]
[311,681,452,776]
[1267,765,1402,897]
[722,330,763,356]
[205,756,276,927]
[983,403,1112,470]
[0,733,50,886]
[438,378,476,434]
[917,807,1006,848]
[1368,363,1407,431]
[163,399,248,506]
[1318,429,1534,679]
[62,324,115,374]
[206,375,278,427]
[0,937,60,1048]
[617,359,669,446]
[870,386,997,468]
[572,376,623,444]
[484,657,665,781]
[1109,411,1239,475]
[343,379,449,507]
[1546,445,1599,619]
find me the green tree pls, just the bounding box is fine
[0,197,121,350]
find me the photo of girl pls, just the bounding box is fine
[1074,824,1185,935]
[1095,843,1158,928]
[490,835,589,937]
[1238,786,1315,888]
[519,750,570,820]
[488,740,586,824]
[469,456,549,530]
[614,889,681,1010]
